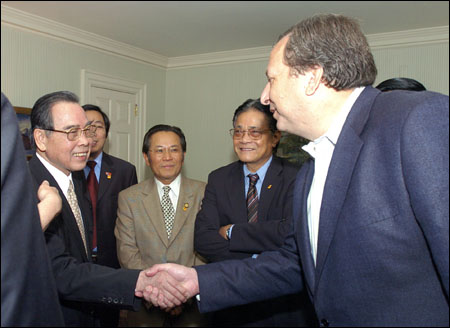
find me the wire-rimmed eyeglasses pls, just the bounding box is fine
[42,125,97,141]
[229,128,271,140]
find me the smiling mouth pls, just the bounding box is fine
[73,152,88,158]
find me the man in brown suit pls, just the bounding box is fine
[115,124,208,326]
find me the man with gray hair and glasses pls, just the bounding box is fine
[27,91,186,327]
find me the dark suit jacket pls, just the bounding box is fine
[1,93,64,327]
[195,156,316,326]
[195,87,449,326]
[74,152,137,268]
[29,155,141,327]
[195,156,299,260]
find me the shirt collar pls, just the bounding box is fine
[154,173,182,197]
[243,155,273,181]
[303,86,365,158]
[36,152,73,196]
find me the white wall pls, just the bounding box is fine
[2,20,448,182]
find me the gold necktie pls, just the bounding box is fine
[67,180,88,255]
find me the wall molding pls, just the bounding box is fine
[1,5,168,68]
[2,4,448,69]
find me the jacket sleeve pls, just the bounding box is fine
[194,172,250,262]
[401,93,449,298]
[45,227,141,310]
[114,190,145,270]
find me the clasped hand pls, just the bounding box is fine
[134,263,199,310]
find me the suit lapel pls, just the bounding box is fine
[142,178,170,247]
[294,161,316,294]
[169,177,193,247]
[29,156,90,261]
[97,153,113,203]
[314,87,378,285]
[258,157,282,221]
[226,162,247,223]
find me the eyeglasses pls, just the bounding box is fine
[42,125,97,141]
[90,124,105,132]
[149,147,182,156]
[229,128,271,140]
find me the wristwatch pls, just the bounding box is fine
[226,225,232,240]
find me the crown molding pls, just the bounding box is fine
[167,46,272,69]
[1,5,168,68]
[2,5,448,69]
[367,25,449,49]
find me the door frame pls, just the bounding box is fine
[80,69,147,182]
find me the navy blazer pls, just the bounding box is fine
[194,156,299,261]
[195,86,449,326]
[74,152,137,268]
[29,155,141,327]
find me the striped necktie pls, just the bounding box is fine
[247,174,259,223]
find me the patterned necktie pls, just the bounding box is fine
[86,161,98,252]
[67,180,88,255]
[161,186,175,239]
[247,174,259,223]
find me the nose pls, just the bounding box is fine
[79,131,90,146]
[261,82,270,105]
[162,149,173,160]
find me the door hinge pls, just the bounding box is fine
[134,104,138,117]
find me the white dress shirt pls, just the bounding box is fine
[36,152,85,224]
[302,87,365,265]
[155,174,182,212]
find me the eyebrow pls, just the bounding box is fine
[61,124,80,130]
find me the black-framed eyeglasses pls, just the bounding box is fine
[42,125,97,141]
[229,128,271,140]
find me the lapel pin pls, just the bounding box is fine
[267,185,272,189]
[105,172,112,179]
[183,203,189,211]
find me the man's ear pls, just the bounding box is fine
[143,152,150,167]
[305,66,324,96]
[34,129,47,152]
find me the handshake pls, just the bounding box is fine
[135,263,200,310]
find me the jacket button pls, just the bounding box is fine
[320,319,329,327]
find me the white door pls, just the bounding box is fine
[90,86,140,177]
[81,69,147,182]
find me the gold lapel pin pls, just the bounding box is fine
[105,172,112,179]
[183,203,189,211]
[267,185,272,189]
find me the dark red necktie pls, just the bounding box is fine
[247,174,259,223]
[86,161,99,252]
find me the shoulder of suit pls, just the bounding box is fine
[103,152,136,170]
[182,176,206,189]
[272,155,300,177]
[118,179,148,196]
[208,160,241,179]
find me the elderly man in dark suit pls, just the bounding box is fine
[28,90,186,327]
[143,14,449,327]
[194,98,315,326]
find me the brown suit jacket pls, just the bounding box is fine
[114,175,207,326]
[115,176,206,269]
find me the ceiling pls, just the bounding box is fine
[2,1,449,58]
